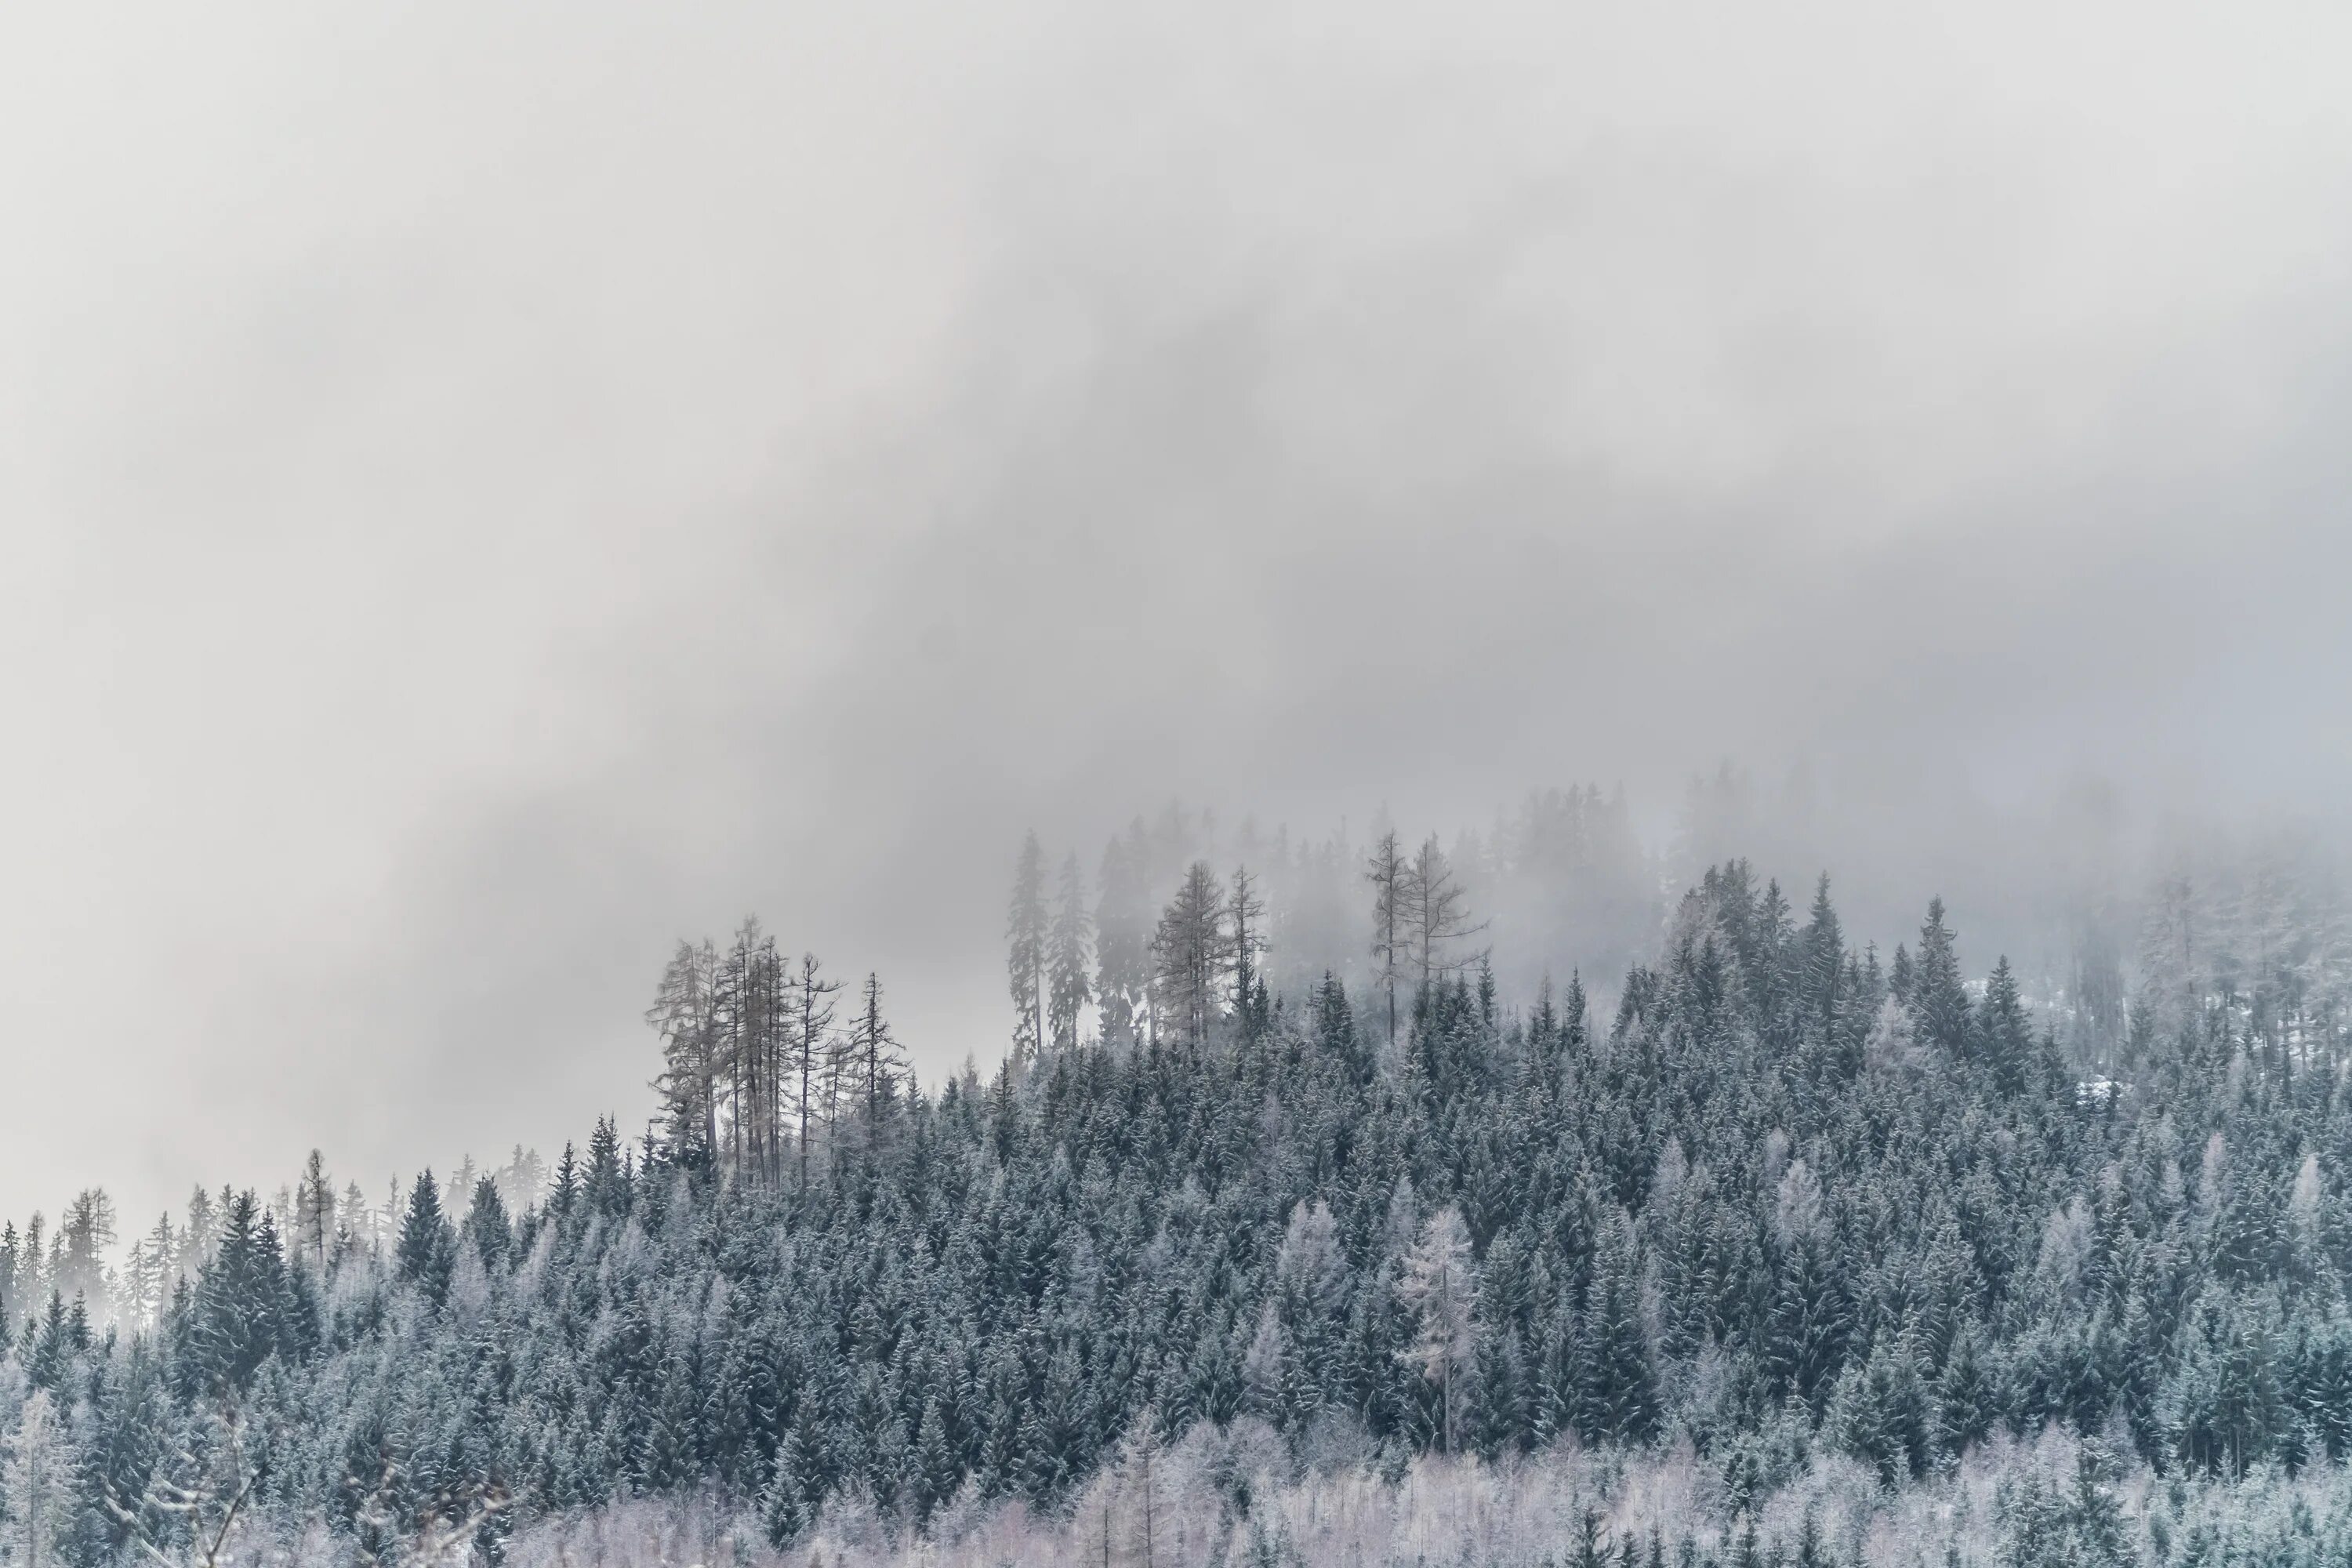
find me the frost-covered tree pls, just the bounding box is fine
[1397,1206,1476,1455]
[5,1389,72,1567]
[1047,851,1093,1054]
[647,936,721,1166]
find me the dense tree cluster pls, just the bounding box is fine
[3,839,2352,1562]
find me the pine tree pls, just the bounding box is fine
[1094,826,1153,1049]
[1979,956,2034,1093]
[5,1389,72,1568]
[1581,1210,1657,1443]
[647,937,722,1167]
[463,1176,512,1269]
[128,1213,176,1332]
[762,1424,818,1547]
[189,1190,292,1392]
[295,1149,333,1274]
[845,971,906,1138]
[1802,874,1846,1051]
[56,1188,115,1312]
[395,1172,452,1301]
[1911,898,1972,1057]
[1397,1207,1477,1455]
[1007,832,1048,1063]
[1048,852,1094,1054]
[1766,1229,1851,1411]
[1229,863,1270,1044]
[1150,862,1228,1051]
[1938,1322,1994,1457]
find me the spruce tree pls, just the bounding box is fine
[1047,851,1094,1054]
[1007,832,1048,1063]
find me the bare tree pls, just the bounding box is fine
[1403,834,1486,992]
[106,1399,268,1568]
[345,1447,519,1568]
[787,952,843,1190]
[714,925,771,1175]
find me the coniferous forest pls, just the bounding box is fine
[7,814,2352,1566]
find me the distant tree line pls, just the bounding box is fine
[2,822,2352,1561]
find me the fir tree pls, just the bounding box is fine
[1048,851,1094,1054]
[1007,832,1048,1063]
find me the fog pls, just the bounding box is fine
[4,0,2350,1226]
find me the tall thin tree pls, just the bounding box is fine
[845,972,906,1134]
[647,937,722,1166]
[1403,834,1486,993]
[1048,851,1094,1054]
[1367,829,1406,1048]
[786,953,843,1190]
[1007,832,1048,1064]
[1229,863,1269,1042]
[296,1150,333,1273]
[1151,862,1228,1051]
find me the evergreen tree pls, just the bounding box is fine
[1911,898,1972,1057]
[13,848,2352,1558]
[1367,829,1406,1050]
[295,1149,334,1274]
[1150,862,1228,1051]
[1094,825,1153,1049]
[1397,1207,1476,1455]
[1007,831,1048,1063]
[5,1389,72,1568]
[845,971,906,1136]
[648,937,722,1166]
[1047,851,1094,1054]
[396,1171,453,1304]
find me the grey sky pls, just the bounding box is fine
[5,0,2350,1226]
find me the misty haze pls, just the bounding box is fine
[5,0,2352,1563]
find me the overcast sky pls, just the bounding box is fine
[5,0,2351,1228]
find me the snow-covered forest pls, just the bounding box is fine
[5,809,2352,1566]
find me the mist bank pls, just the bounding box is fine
[999,773,2350,1077]
[10,769,2345,1277]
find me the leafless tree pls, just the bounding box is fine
[1403,834,1486,992]
[107,1400,269,1568]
